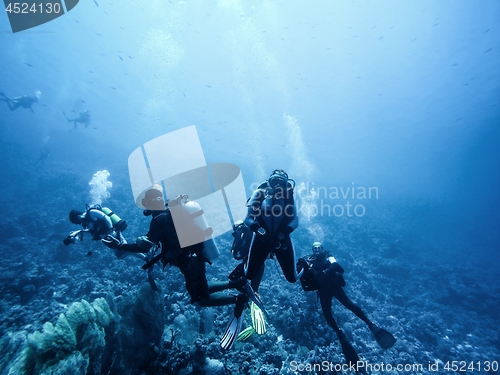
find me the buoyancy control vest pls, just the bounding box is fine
[84,205,126,240]
[298,252,346,292]
[246,181,296,236]
[84,208,113,240]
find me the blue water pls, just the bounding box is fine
[0,1,499,374]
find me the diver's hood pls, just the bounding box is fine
[268,170,288,188]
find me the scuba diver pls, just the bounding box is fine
[63,204,143,261]
[63,109,91,128]
[102,185,264,349]
[228,169,302,341]
[297,242,396,365]
[0,91,41,113]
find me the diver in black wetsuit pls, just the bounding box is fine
[0,91,41,113]
[297,242,396,365]
[229,169,302,292]
[103,185,251,349]
[228,170,302,342]
[63,109,91,128]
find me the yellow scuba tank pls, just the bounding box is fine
[101,207,127,232]
[168,195,220,263]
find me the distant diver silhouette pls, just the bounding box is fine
[63,110,91,128]
[0,91,41,113]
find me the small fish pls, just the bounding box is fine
[205,85,212,88]
[183,92,186,97]
[119,56,123,61]
[93,0,99,6]
[128,55,133,59]
[485,48,492,53]
[25,63,33,67]
[88,70,93,73]
[110,86,116,90]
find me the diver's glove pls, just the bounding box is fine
[136,235,154,251]
[63,230,83,245]
[296,257,308,272]
[63,237,75,246]
[102,235,121,249]
[323,267,334,276]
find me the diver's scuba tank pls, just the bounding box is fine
[101,207,127,232]
[168,195,220,263]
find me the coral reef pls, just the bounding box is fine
[0,208,499,374]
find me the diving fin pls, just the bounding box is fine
[370,325,396,349]
[237,326,255,342]
[220,294,247,350]
[220,314,243,349]
[147,268,159,292]
[338,331,359,365]
[238,280,268,318]
[251,301,266,334]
